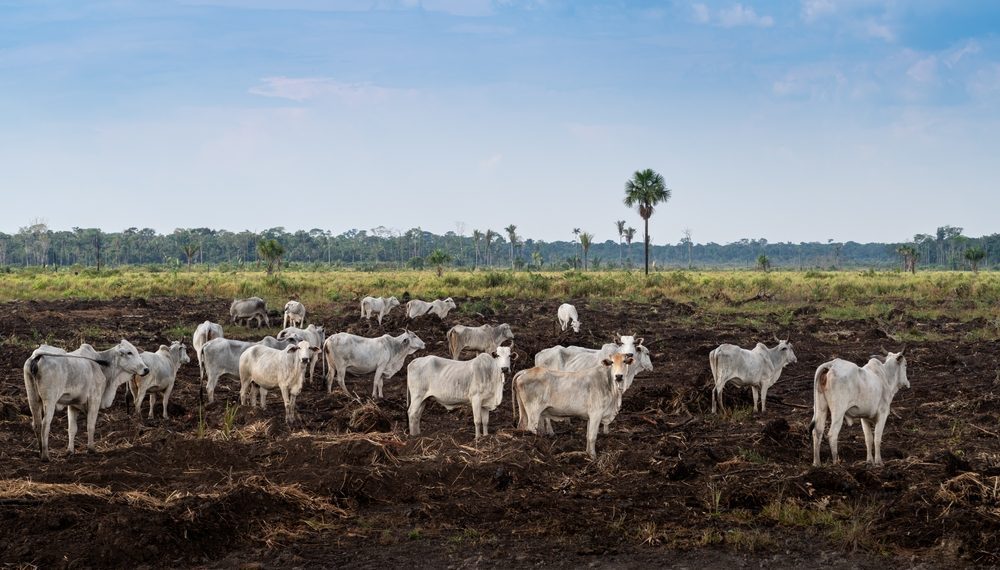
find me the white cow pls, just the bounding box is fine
[360,296,400,325]
[23,340,150,461]
[239,340,318,425]
[130,341,190,419]
[512,352,634,459]
[193,321,224,378]
[709,340,797,414]
[407,346,516,438]
[532,343,653,434]
[810,351,910,467]
[446,323,514,360]
[324,330,426,398]
[283,300,307,328]
[406,297,457,320]
[557,303,581,333]
[277,324,325,383]
[199,336,296,403]
[230,297,269,328]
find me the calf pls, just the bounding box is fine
[512,352,633,459]
[407,346,515,438]
[446,323,514,360]
[709,340,797,413]
[360,296,400,325]
[283,300,307,328]
[230,297,269,328]
[557,303,581,333]
[130,341,190,419]
[239,340,318,425]
[810,351,910,467]
[23,340,150,461]
[200,336,296,403]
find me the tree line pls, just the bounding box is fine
[2,221,996,272]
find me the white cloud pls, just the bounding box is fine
[945,40,981,68]
[693,3,774,28]
[801,0,835,22]
[906,57,937,83]
[863,19,894,42]
[480,153,503,171]
[248,77,411,103]
[772,66,847,100]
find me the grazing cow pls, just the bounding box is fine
[199,336,295,403]
[557,303,581,333]
[230,297,269,328]
[406,346,516,438]
[324,330,426,398]
[360,296,400,325]
[130,341,190,419]
[239,340,318,425]
[446,323,514,360]
[532,343,653,433]
[810,351,910,467]
[277,324,326,383]
[283,300,307,328]
[709,340,797,414]
[193,321,223,377]
[23,340,150,461]
[406,297,457,320]
[512,353,634,459]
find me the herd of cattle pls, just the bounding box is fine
[20,296,910,466]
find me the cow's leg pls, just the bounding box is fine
[586,413,601,459]
[407,394,427,436]
[259,386,268,408]
[147,393,156,419]
[811,406,827,467]
[207,373,219,404]
[873,414,889,466]
[85,400,99,453]
[39,403,56,461]
[760,384,770,413]
[602,421,609,435]
[308,356,318,386]
[471,399,484,438]
[338,367,350,396]
[239,377,250,405]
[827,412,846,465]
[751,386,760,412]
[860,418,874,464]
[481,408,490,437]
[66,407,79,454]
[713,380,726,414]
[280,385,292,424]
[162,383,174,419]
[372,366,386,399]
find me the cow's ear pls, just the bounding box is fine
[601,358,613,367]
[310,346,320,353]
[636,338,644,346]
[287,345,300,352]
[510,352,519,360]
[625,356,635,365]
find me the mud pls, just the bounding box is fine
[1,295,998,568]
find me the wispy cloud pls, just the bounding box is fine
[863,19,894,42]
[450,23,515,35]
[692,3,774,28]
[248,77,412,103]
[479,152,503,171]
[801,0,835,22]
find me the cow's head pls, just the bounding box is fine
[776,339,797,366]
[444,297,456,309]
[117,340,149,377]
[498,323,514,342]
[570,317,581,333]
[286,340,319,367]
[615,334,641,356]
[403,330,426,352]
[634,344,653,373]
[170,341,191,365]
[601,352,634,387]
[387,296,400,308]
[492,345,518,374]
[888,349,909,389]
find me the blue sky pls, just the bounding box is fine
[1,0,998,244]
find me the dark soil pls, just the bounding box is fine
[1,295,998,568]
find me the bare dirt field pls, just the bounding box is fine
[1,295,998,568]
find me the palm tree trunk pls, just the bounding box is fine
[643,217,650,275]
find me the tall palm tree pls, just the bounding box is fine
[624,227,636,266]
[572,228,581,269]
[257,238,285,275]
[623,168,671,275]
[472,229,483,269]
[504,224,517,270]
[579,232,594,271]
[965,246,985,273]
[181,242,200,271]
[615,220,626,267]
[485,229,495,267]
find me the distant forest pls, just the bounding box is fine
[0,222,994,272]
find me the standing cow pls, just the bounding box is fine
[709,340,797,414]
[277,324,325,383]
[557,303,581,333]
[446,323,514,360]
[130,341,190,419]
[230,297,269,328]
[239,340,318,425]
[283,300,307,328]
[23,340,150,461]
[193,321,223,377]
[407,346,516,438]
[199,336,296,403]
[324,330,426,398]
[512,352,634,459]
[360,296,400,325]
[810,351,910,467]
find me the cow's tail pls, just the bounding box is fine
[511,370,525,429]
[708,348,719,411]
[447,328,459,360]
[323,341,336,392]
[810,363,832,432]
[198,345,207,382]
[23,355,45,434]
[360,299,366,317]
